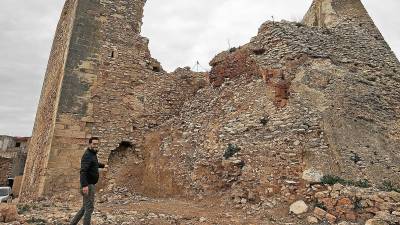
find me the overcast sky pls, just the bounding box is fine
[0,0,399,137]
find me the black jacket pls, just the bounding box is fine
[80,148,105,187]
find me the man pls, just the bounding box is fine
[70,137,107,225]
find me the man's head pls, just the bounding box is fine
[88,137,100,152]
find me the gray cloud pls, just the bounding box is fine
[0,0,398,136]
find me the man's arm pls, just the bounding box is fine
[80,153,91,188]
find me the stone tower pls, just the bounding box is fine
[303,0,374,26]
[303,0,386,42]
[19,0,157,201]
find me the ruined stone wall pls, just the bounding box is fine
[105,0,400,205]
[20,0,79,200]
[249,2,399,185]
[22,0,399,204]
[88,0,156,160]
[203,17,400,190]
[102,68,207,196]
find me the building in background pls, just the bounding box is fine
[0,135,29,187]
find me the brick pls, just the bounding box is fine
[314,207,327,219]
[325,213,337,224]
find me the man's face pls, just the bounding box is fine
[90,139,100,151]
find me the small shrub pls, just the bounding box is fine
[321,175,346,185]
[17,204,31,214]
[253,48,266,55]
[224,143,241,159]
[379,180,400,193]
[321,175,370,188]
[355,179,370,188]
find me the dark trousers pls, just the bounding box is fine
[70,184,95,225]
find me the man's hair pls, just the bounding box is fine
[88,137,99,144]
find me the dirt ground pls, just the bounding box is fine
[15,193,308,225]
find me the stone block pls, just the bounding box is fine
[302,167,323,183]
[307,216,319,224]
[0,204,18,222]
[289,200,309,215]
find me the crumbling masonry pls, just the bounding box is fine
[20,0,400,207]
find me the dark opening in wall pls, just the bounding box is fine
[110,51,115,58]
[152,66,161,72]
[108,141,136,166]
[15,142,21,148]
[253,48,266,55]
[119,141,133,149]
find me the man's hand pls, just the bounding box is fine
[82,186,89,195]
